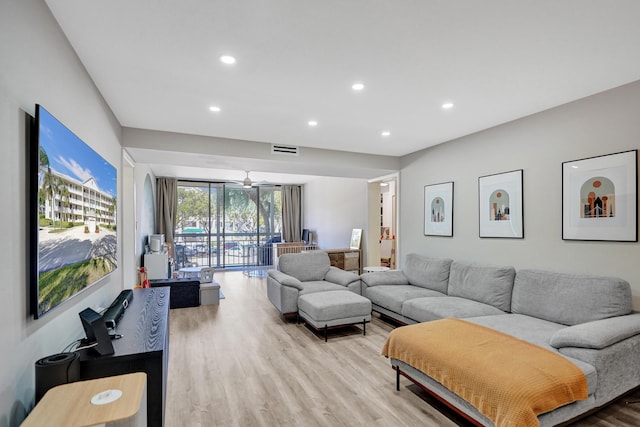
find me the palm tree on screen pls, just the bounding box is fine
[57,178,70,226]
[42,168,56,228]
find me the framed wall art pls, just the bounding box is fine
[424,181,454,236]
[350,228,362,249]
[562,150,637,241]
[478,169,523,238]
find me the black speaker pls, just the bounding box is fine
[78,307,115,356]
[34,352,79,403]
[103,289,134,329]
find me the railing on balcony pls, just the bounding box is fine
[271,242,319,269]
[173,232,281,270]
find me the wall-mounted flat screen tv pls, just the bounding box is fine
[29,105,117,318]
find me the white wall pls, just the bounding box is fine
[0,1,123,424]
[400,80,640,307]
[135,167,157,275]
[304,177,368,252]
[121,152,137,288]
[121,159,158,287]
[123,127,400,180]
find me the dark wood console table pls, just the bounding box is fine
[78,287,170,427]
[325,248,362,274]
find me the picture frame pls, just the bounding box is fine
[350,228,362,249]
[562,150,637,241]
[478,169,524,238]
[424,181,454,237]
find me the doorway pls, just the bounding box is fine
[366,174,399,269]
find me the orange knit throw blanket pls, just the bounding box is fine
[382,318,588,427]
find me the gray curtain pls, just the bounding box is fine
[156,177,177,243]
[281,185,302,242]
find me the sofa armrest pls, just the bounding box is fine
[550,313,640,350]
[324,266,359,286]
[267,269,304,290]
[361,270,409,287]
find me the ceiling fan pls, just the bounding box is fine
[230,171,270,188]
[242,171,252,188]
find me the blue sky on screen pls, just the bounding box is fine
[39,106,116,198]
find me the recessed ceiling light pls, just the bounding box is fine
[209,106,221,112]
[220,55,236,64]
[352,82,365,91]
[381,131,391,137]
[442,102,454,109]
[308,120,318,127]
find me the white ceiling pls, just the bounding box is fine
[45,0,640,182]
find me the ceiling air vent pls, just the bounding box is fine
[271,144,299,156]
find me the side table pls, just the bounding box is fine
[178,266,203,279]
[22,372,147,427]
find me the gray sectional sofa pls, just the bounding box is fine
[361,253,640,426]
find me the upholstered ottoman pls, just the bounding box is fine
[200,281,221,305]
[297,290,372,341]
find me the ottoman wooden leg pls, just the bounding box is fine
[324,325,328,342]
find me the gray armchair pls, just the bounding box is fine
[267,250,361,316]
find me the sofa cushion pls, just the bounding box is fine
[365,285,445,314]
[511,269,632,326]
[447,261,515,312]
[402,296,506,323]
[298,281,348,295]
[361,270,409,287]
[278,251,331,282]
[467,314,598,395]
[404,254,453,293]
[468,314,565,350]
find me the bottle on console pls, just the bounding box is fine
[139,267,150,288]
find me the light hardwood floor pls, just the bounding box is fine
[166,271,640,427]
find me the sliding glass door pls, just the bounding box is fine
[175,181,281,268]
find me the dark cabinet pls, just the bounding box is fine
[78,287,170,427]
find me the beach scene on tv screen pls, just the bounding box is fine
[37,107,117,315]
